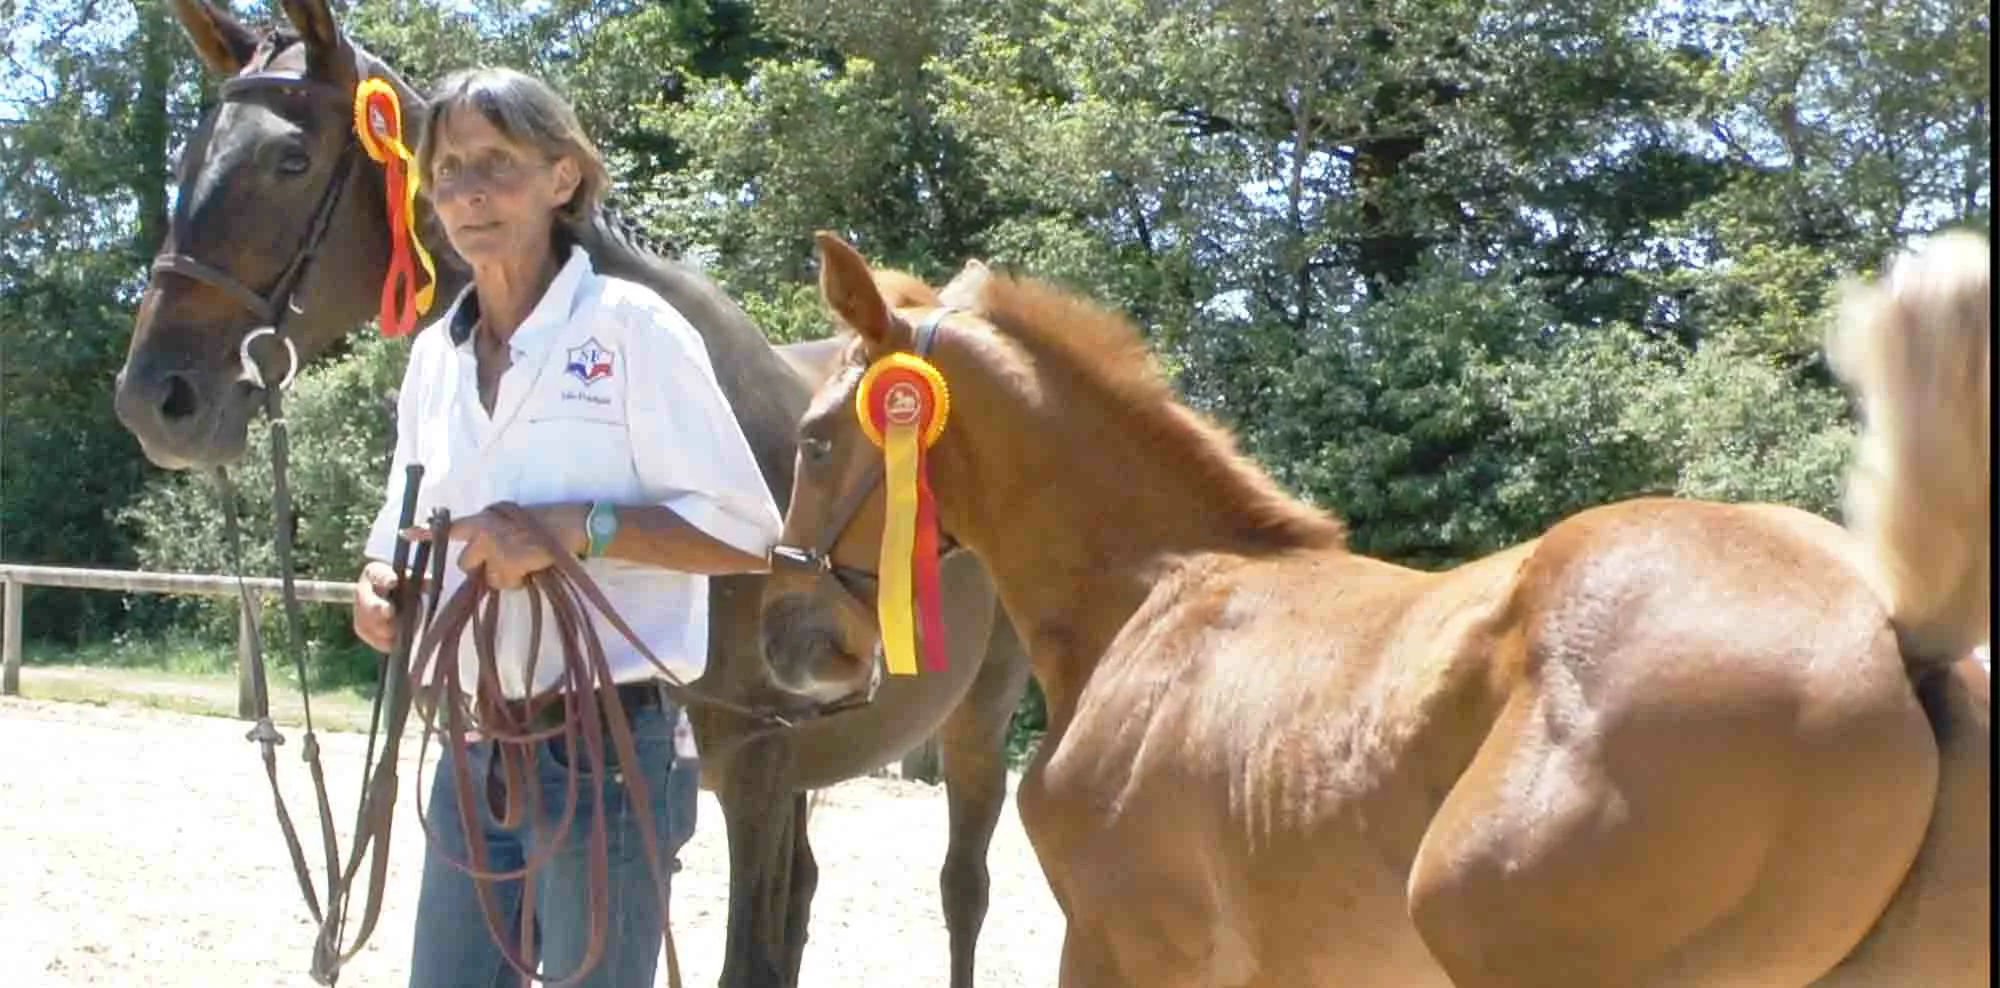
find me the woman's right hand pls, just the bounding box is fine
[353,561,400,652]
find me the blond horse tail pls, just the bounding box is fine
[1828,229,1991,669]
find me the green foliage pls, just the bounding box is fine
[1,0,1988,721]
[1,0,206,641]
[735,281,839,344]
[116,334,409,685]
[1247,259,1563,566]
[0,250,160,638]
[1005,678,1047,768]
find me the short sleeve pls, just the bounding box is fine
[619,294,784,558]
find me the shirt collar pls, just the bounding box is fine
[444,243,597,355]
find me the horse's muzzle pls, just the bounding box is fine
[760,592,878,704]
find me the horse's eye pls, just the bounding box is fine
[277,149,311,176]
[801,436,834,464]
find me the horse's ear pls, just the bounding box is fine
[171,0,260,76]
[939,257,991,309]
[275,0,357,89]
[816,231,912,354]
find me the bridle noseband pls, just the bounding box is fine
[769,308,965,622]
[152,71,363,391]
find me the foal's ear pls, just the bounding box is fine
[276,0,357,89]
[939,257,990,309]
[172,0,260,77]
[816,231,913,355]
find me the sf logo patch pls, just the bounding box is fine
[564,338,617,386]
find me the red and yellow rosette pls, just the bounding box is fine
[352,78,437,337]
[855,352,952,675]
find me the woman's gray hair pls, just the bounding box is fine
[415,66,608,228]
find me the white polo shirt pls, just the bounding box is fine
[364,245,781,699]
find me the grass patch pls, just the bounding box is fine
[16,630,386,733]
[23,628,385,694]
[16,664,385,734]
[23,629,235,676]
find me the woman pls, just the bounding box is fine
[350,66,780,987]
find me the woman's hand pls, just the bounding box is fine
[404,504,586,591]
[353,561,400,652]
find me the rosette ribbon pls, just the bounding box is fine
[854,352,953,676]
[352,78,437,337]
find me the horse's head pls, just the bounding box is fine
[115,0,428,468]
[758,238,995,702]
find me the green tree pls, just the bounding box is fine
[1,0,205,640]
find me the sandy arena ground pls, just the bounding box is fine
[0,697,1063,987]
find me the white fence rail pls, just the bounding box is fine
[0,563,351,718]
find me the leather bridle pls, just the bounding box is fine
[768,309,966,640]
[154,71,362,394]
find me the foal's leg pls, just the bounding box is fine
[936,614,1034,988]
[780,791,818,985]
[1056,927,1123,988]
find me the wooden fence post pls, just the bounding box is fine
[3,578,20,696]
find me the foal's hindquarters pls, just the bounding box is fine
[1806,657,1989,988]
[1406,502,1981,988]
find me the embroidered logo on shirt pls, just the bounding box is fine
[564,338,617,386]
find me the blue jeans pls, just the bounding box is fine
[407,692,699,988]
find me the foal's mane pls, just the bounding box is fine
[960,270,1346,551]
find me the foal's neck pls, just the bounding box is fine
[946,349,1332,732]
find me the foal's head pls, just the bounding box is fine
[758,239,967,701]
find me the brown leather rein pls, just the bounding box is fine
[400,501,800,987]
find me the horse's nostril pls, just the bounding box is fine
[160,372,200,422]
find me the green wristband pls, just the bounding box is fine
[584,500,618,558]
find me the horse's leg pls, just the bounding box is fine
[1055,925,1131,988]
[711,730,802,988]
[935,612,1033,988]
[780,791,818,985]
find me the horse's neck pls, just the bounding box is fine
[573,217,807,494]
[945,361,1286,726]
[984,538,1166,732]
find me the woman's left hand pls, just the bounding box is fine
[404,504,586,591]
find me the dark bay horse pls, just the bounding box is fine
[112,2,1030,985]
[760,231,1989,987]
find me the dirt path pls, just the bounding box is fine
[0,697,1063,987]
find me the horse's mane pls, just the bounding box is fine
[587,196,682,269]
[960,270,1346,551]
[874,268,941,309]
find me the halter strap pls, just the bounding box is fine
[770,304,962,599]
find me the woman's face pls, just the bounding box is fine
[427,106,580,267]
